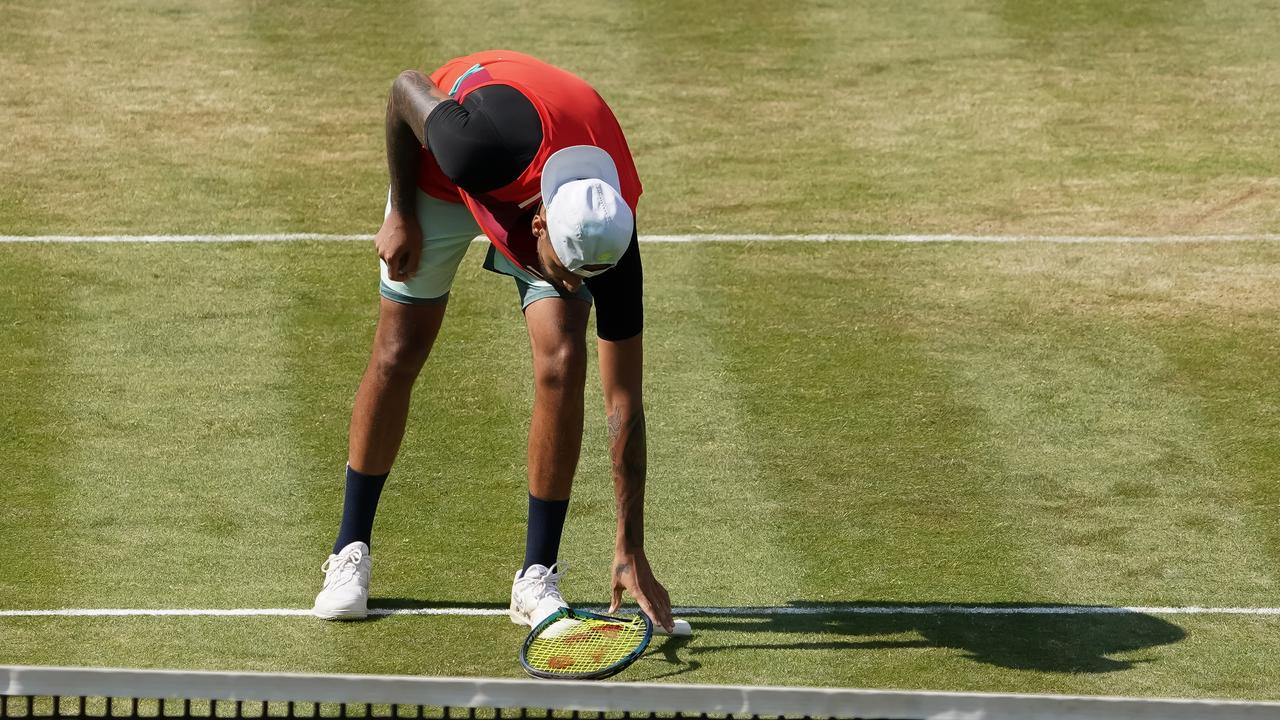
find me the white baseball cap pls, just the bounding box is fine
[540,145,635,278]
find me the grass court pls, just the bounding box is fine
[2,0,1278,702]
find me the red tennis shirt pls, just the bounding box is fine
[417,50,642,272]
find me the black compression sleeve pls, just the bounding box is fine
[424,84,542,195]
[585,228,643,341]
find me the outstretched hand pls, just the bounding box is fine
[610,547,674,633]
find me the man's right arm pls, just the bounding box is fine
[386,70,448,215]
[380,71,449,281]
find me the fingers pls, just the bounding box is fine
[642,586,675,634]
[611,552,674,632]
[610,581,624,614]
[380,244,405,282]
[375,214,422,283]
[401,244,422,281]
[614,577,674,633]
[654,619,692,637]
[383,256,402,282]
[633,589,674,634]
[389,255,408,281]
[381,248,420,282]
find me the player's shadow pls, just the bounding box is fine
[361,599,1182,675]
[362,598,511,623]
[674,601,1186,673]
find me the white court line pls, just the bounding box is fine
[642,233,1280,243]
[2,605,1279,618]
[2,233,1280,244]
[0,234,370,243]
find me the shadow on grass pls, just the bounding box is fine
[642,634,700,680]
[677,601,1186,673]
[364,597,703,678]
[361,599,1183,674]
[363,598,705,678]
[361,598,509,623]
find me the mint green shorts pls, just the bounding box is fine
[379,190,592,309]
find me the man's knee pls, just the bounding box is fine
[370,331,432,382]
[533,339,587,394]
[367,299,445,383]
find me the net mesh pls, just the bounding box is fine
[4,666,1280,720]
[1,697,714,719]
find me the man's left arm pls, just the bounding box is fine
[598,333,674,633]
[587,236,674,632]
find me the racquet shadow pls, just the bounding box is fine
[640,635,700,681]
[653,601,1186,674]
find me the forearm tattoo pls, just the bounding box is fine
[609,407,648,546]
[608,407,646,476]
[386,71,444,214]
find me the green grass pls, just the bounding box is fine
[1,0,1277,235]
[2,243,1279,698]
[2,0,1280,704]
[1,614,1277,696]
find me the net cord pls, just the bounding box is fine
[4,666,1279,720]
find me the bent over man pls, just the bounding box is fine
[311,50,674,632]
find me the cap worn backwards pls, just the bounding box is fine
[541,146,634,278]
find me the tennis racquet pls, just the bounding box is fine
[520,607,653,680]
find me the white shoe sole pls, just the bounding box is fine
[312,605,369,621]
[509,606,533,627]
[510,603,571,629]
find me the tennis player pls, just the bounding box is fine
[312,50,675,633]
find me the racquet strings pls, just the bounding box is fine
[524,613,648,675]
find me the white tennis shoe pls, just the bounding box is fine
[510,563,569,628]
[312,541,371,620]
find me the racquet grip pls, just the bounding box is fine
[654,618,692,637]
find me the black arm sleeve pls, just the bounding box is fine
[585,228,643,342]
[424,84,542,195]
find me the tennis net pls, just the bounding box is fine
[3,666,1278,720]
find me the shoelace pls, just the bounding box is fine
[527,563,566,603]
[320,549,364,588]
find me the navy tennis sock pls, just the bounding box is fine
[523,494,570,571]
[333,465,389,554]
